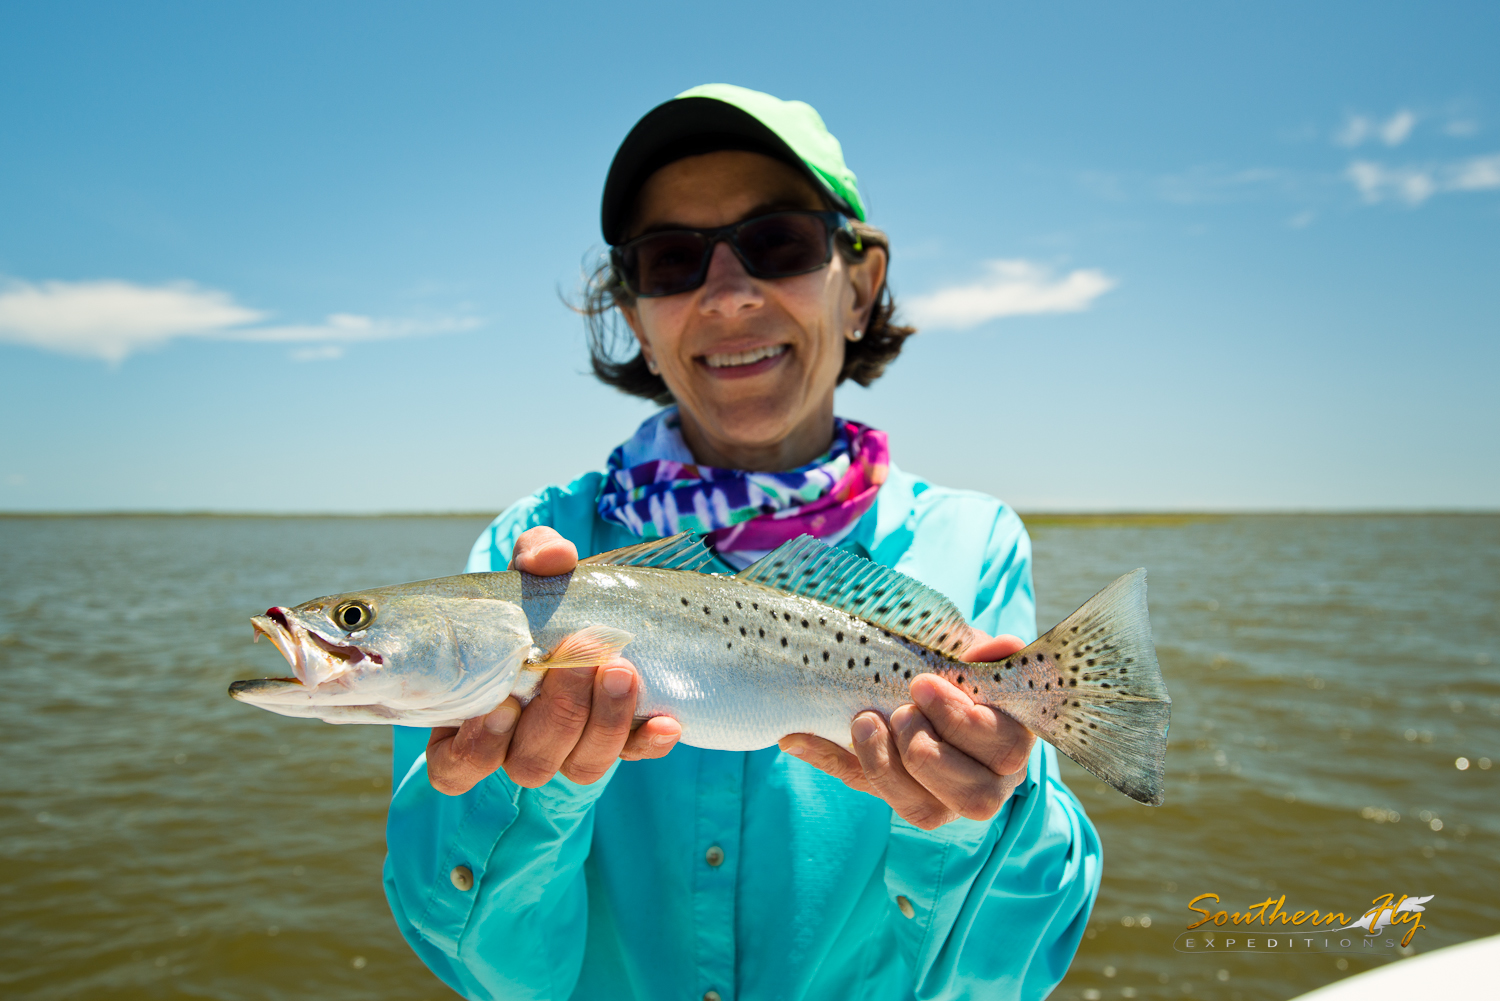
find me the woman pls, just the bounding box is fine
[385,84,1100,1001]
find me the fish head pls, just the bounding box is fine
[233,581,534,725]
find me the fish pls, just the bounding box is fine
[231,532,1172,804]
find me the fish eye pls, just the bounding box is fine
[334,600,374,631]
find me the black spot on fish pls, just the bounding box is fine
[1020,655,1028,665]
[822,651,830,661]
[864,656,870,666]
[956,675,965,685]
[859,635,868,644]
[803,568,814,575]
[801,619,809,628]
[993,673,1001,681]
[752,602,759,610]
[735,601,742,609]
[784,613,791,621]
[848,657,856,668]
[1088,659,1096,667]
[681,597,689,606]
[727,642,732,649]
[1070,679,1078,686]
[1044,682,1050,690]
[1101,683,1111,689]
[899,600,912,609]
[819,617,826,626]
[781,637,788,647]
[919,610,930,619]
[874,672,880,683]
[835,631,843,642]
[1028,679,1034,688]
[803,655,809,665]
[703,606,710,615]
[873,589,885,597]
[722,616,729,624]
[758,628,764,638]
[877,606,890,614]
[1065,724,1072,732]
[1089,723,1097,729]
[740,627,747,636]
[903,669,912,679]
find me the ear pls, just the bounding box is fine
[846,245,889,333]
[618,302,657,371]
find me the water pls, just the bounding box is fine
[0,514,1495,1001]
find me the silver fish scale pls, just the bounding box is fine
[521,566,1058,750]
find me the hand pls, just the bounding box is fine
[777,630,1036,830]
[426,527,683,795]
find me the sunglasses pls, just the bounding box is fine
[611,210,857,298]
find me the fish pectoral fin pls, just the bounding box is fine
[532,624,635,670]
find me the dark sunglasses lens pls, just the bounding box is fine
[630,232,709,296]
[736,214,830,276]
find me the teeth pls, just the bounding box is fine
[704,344,787,369]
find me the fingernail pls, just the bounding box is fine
[891,705,918,736]
[782,744,806,757]
[601,666,633,698]
[851,714,879,744]
[650,731,676,747]
[482,705,518,735]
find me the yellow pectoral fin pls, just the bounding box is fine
[534,624,635,670]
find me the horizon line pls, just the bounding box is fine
[2,508,1497,520]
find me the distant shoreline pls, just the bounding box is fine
[2,510,1496,521]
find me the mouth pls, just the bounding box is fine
[698,343,788,379]
[251,607,381,688]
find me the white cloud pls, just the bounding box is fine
[905,260,1117,331]
[1347,152,1500,205]
[0,278,480,363]
[1444,119,1479,138]
[1336,109,1418,148]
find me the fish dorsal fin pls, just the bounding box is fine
[735,535,972,656]
[579,531,716,572]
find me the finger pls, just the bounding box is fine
[909,673,1034,777]
[509,527,578,576]
[848,711,956,830]
[559,659,640,784]
[891,704,1014,821]
[620,715,682,761]
[778,734,875,794]
[425,699,521,796]
[961,632,1026,663]
[502,665,597,787]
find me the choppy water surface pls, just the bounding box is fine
[1,514,1495,1001]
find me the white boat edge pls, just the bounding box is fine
[1285,932,1500,1000]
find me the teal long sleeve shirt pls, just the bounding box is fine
[383,465,1102,1001]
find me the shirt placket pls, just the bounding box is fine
[692,750,743,1001]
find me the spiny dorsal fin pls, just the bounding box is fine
[735,535,972,656]
[580,532,715,572]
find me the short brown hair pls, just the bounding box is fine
[577,220,916,405]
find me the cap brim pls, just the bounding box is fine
[601,97,852,245]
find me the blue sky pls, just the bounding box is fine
[2,1,1496,512]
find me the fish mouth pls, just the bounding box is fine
[251,607,382,688]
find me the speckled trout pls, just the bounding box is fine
[231,533,1171,804]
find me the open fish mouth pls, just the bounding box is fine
[250,607,382,688]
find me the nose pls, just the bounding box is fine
[697,240,763,317]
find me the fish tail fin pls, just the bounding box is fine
[983,569,1171,805]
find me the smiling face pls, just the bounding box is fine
[619,151,886,472]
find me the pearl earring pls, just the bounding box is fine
[646,358,660,374]
[848,328,864,342]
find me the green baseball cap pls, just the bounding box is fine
[601,83,866,246]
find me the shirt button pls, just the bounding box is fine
[703,992,722,1001]
[450,865,474,891]
[704,845,725,867]
[896,895,915,919]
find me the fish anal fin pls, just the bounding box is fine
[579,532,715,572]
[736,535,972,657]
[533,624,635,670]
